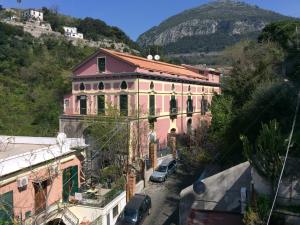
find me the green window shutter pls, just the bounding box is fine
[98,57,106,72]
[149,95,155,116]
[62,168,69,202]
[98,95,105,114]
[70,166,79,195]
[120,95,128,116]
[0,191,13,224]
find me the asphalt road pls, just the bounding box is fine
[141,163,202,225]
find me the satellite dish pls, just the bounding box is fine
[193,180,206,194]
[154,55,160,61]
[57,133,67,147]
[147,55,153,60]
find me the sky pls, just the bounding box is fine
[1,0,300,40]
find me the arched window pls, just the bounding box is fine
[150,81,154,90]
[171,84,175,91]
[121,81,127,90]
[98,82,104,90]
[188,85,191,92]
[79,82,85,91]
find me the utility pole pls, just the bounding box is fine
[296,25,299,50]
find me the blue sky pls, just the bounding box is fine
[1,0,300,40]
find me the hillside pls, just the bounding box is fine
[0,22,95,136]
[42,7,140,51]
[137,0,295,61]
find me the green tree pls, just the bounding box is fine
[241,120,284,191]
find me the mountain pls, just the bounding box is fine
[137,0,295,56]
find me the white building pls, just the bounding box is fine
[22,9,43,21]
[63,26,84,39]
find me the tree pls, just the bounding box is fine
[222,41,284,108]
[241,120,284,192]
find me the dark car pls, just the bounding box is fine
[116,193,151,225]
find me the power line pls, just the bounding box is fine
[266,90,300,225]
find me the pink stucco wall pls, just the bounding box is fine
[156,118,170,148]
[73,52,136,76]
[0,155,82,221]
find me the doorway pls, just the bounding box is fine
[34,181,47,214]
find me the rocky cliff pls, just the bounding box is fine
[137,0,295,54]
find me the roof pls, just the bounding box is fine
[125,194,146,209]
[0,136,86,177]
[102,48,207,80]
[188,209,244,225]
[72,48,207,81]
[161,158,175,166]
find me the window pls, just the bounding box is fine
[64,99,70,108]
[62,166,78,202]
[0,191,13,223]
[120,95,128,116]
[171,84,175,91]
[149,95,155,116]
[170,96,177,115]
[187,96,193,115]
[113,205,119,218]
[188,85,191,92]
[79,95,87,115]
[98,95,105,114]
[98,82,104,90]
[150,81,154,90]
[121,81,127,90]
[79,82,85,91]
[201,96,208,115]
[97,57,106,73]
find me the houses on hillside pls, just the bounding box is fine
[22,9,43,21]
[63,26,84,39]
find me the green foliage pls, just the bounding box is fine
[222,41,284,108]
[241,120,284,189]
[243,195,272,225]
[0,22,95,136]
[42,8,139,50]
[210,94,234,141]
[259,20,300,86]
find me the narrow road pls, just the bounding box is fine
[142,163,202,225]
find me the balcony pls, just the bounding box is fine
[170,108,178,119]
[148,108,161,122]
[187,106,194,117]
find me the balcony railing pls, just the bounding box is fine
[170,107,178,119]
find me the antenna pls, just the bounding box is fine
[147,54,153,60]
[154,46,160,61]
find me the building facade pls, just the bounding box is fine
[0,136,85,224]
[22,9,43,21]
[63,26,84,39]
[61,48,221,160]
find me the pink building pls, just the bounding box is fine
[0,136,85,224]
[60,48,221,159]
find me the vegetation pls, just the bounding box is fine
[84,104,129,185]
[241,120,284,191]
[0,22,95,136]
[42,7,140,50]
[208,21,300,166]
[244,195,272,225]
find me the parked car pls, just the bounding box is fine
[149,159,177,182]
[116,193,151,225]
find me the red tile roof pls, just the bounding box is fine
[100,48,207,80]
